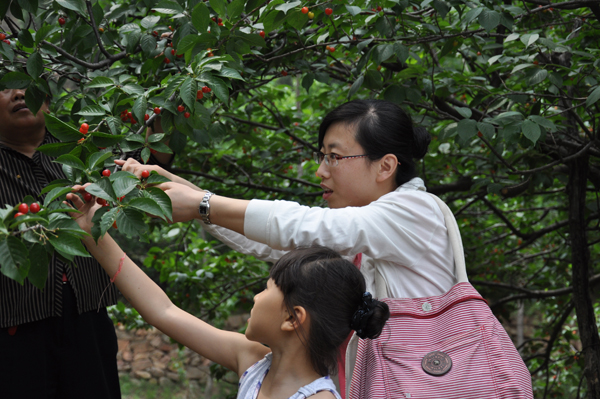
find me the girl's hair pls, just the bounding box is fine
[318,99,431,187]
[270,246,390,376]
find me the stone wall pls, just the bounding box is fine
[115,313,249,387]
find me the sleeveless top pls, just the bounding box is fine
[237,353,342,399]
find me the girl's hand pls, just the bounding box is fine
[66,185,100,236]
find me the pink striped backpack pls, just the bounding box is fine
[347,194,533,399]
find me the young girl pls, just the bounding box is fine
[115,99,451,396]
[65,191,389,399]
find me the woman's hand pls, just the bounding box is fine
[116,158,203,191]
[66,186,100,237]
[155,182,205,223]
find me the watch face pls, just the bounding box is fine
[199,206,208,215]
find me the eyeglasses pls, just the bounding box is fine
[313,152,368,167]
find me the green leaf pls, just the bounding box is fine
[141,147,151,163]
[432,0,450,19]
[477,122,495,139]
[100,207,119,236]
[145,173,171,184]
[457,119,478,140]
[505,33,519,42]
[529,115,556,132]
[85,178,117,202]
[88,151,114,170]
[522,119,541,144]
[456,107,472,119]
[24,85,45,116]
[56,0,87,14]
[228,0,244,18]
[0,41,15,62]
[234,31,266,48]
[528,69,548,86]
[144,187,173,221]
[26,51,43,78]
[116,208,148,236]
[348,75,364,98]
[122,84,145,96]
[37,142,78,157]
[141,15,160,29]
[209,0,227,16]
[77,105,107,117]
[91,132,125,148]
[44,113,82,142]
[28,244,49,290]
[140,35,158,55]
[180,77,197,111]
[586,86,600,108]
[478,9,500,32]
[87,76,115,88]
[520,33,539,48]
[128,197,165,219]
[178,35,201,54]
[192,2,211,33]
[91,206,109,241]
[43,186,72,207]
[275,0,300,14]
[112,176,139,198]
[217,67,244,81]
[0,236,30,284]
[511,63,533,74]
[0,71,33,89]
[463,7,483,26]
[132,96,148,126]
[345,5,362,15]
[54,154,86,171]
[153,0,183,14]
[47,232,91,258]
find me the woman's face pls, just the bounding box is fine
[316,123,381,209]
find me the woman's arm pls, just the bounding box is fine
[66,192,269,375]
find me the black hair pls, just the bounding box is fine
[270,246,390,376]
[318,99,431,188]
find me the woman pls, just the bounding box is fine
[117,99,455,396]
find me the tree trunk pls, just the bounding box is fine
[568,154,600,398]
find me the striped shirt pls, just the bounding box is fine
[0,131,157,328]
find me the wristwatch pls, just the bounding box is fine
[198,191,214,224]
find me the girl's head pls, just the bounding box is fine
[266,246,389,376]
[316,100,430,208]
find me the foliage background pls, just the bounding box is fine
[1,0,600,397]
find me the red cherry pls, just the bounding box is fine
[127,112,132,119]
[218,18,222,23]
[58,17,66,26]
[164,58,170,64]
[30,203,40,213]
[329,46,335,52]
[177,105,185,112]
[202,86,211,93]
[207,52,214,57]
[184,112,191,118]
[102,169,111,177]
[144,114,150,121]
[218,22,223,26]
[18,203,29,214]
[2,40,9,45]
[150,149,158,154]
[154,107,161,114]
[152,30,158,36]
[171,49,176,55]
[141,170,150,179]
[377,6,382,11]
[0,33,5,41]
[212,17,216,22]
[301,6,309,14]
[196,90,204,100]
[325,8,333,15]
[169,25,174,31]
[259,30,265,38]
[113,221,118,229]
[96,198,107,206]
[177,53,184,58]
[80,123,89,131]
[14,212,24,218]
[84,192,93,202]
[79,127,87,134]
[282,70,288,76]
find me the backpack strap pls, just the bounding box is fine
[427,193,469,283]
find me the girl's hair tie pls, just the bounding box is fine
[350,292,377,339]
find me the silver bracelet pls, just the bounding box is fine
[198,191,214,224]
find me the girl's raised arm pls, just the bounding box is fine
[66,191,269,376]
